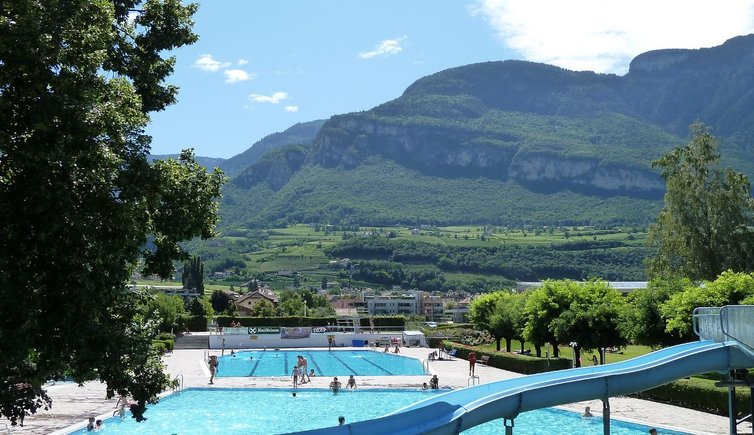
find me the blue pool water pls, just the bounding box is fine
[216,350,427,377]
[70,388,688,434]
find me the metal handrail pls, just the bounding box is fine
[467,375,480,386]
[203,349,209,363]
[719,305,754,356]
[172,373,184,394]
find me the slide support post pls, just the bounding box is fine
[729,384,737,435]
[602,397,611,435]
[504,418,514,435]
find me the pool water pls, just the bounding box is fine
[70,388,688,434]
[216,349,427,377]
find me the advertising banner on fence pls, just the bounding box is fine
[281,327,311,339]
[247,326,280,335]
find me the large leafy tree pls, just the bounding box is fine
[549,280,628,365]
[523,281,575,358]
[661,271,754,341]
[619,278,688,348]
[0,0,226,425]
[648,123,754,280]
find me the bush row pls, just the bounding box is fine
[442,342,571,374]
[635,377,752,417]
[212,315,406,328]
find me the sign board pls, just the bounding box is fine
[247,326,280,334]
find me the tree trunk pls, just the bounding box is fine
[534,343,542,358]
[575,346,581,367]
[505,338,512,353]
[496,337,502,351]
[552,343,560,358]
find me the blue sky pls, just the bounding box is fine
[147,0,754,159]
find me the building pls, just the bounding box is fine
[234,288,278,315]
[364,291,422,315]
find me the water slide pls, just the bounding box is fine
[294,340,754,435]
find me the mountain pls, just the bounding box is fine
[222,35,754,229]
[220,120,325,177]
[149,119,325,176]
[148,154,226,170]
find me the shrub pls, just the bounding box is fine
[444,342,571,374]
[151,341,166,354]
[635,377,751,417]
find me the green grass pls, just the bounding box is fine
[476,342,654,365]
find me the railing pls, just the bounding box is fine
[422,358,430,373]
[693,305,754,355]
[172,374,184,394]
[467,375,480,386]
[203,349,209,363]
[719,305,754,353]
[692,306,725,341]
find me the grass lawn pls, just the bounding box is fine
[476,341,655,365]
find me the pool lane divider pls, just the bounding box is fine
[360,355,394,375]
[328,351,359,375]
[305,351,323,376]
[248,352,262,376]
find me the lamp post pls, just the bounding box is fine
[569,341,578,368]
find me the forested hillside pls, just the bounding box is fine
[220,35,754,229]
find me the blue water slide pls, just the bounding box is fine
[293,340,754,435]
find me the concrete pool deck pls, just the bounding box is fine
[11,346,752,434]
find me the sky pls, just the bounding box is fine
[146,0,754,159]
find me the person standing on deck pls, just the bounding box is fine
[468,351,476,376]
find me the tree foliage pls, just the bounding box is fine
[648,123,754,280]
[0,0,225,425]
[182,256,205,293]
[619,279,687,348]
[660,271,754,340]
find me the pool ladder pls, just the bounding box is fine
[468,375,480,386]
[172,373,184,394]
[422,358,431,372]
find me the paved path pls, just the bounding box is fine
[9,347,751,434]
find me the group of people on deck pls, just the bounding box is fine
[291,355,314,388]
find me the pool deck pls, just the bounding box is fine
[11,346,752,434]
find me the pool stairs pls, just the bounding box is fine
[174,334,209,349]
[294,305,754,435]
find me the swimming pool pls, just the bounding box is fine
[68,388,688,434]
[216,349,427,377]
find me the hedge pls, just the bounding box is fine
[635,377,752,417]
[214,315,406,328]
[182,315,208,332]
[215,316,336,327]
[153,339,174,352]
[442,342,571,374]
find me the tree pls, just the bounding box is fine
[182,256,204,294]
[468,291,508,342]
[188,297,214,318]
[523,281,576,358]
[648,123,754,281]
[0,0,225,425]
[619,279,687,348]
[661,271,754,341]
[249,300,276,317]
[210,290,233,314]
[549,280,628,365]
[146,292,187,333]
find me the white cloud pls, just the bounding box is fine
[358,36,407,59]
[192,54,230,72]
[238,58,249,65]
[224,69,253,83]
[473,0,754,74]
[249,92,289,104]
[284,105,299,113]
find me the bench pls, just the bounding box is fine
[478,355,490,366]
